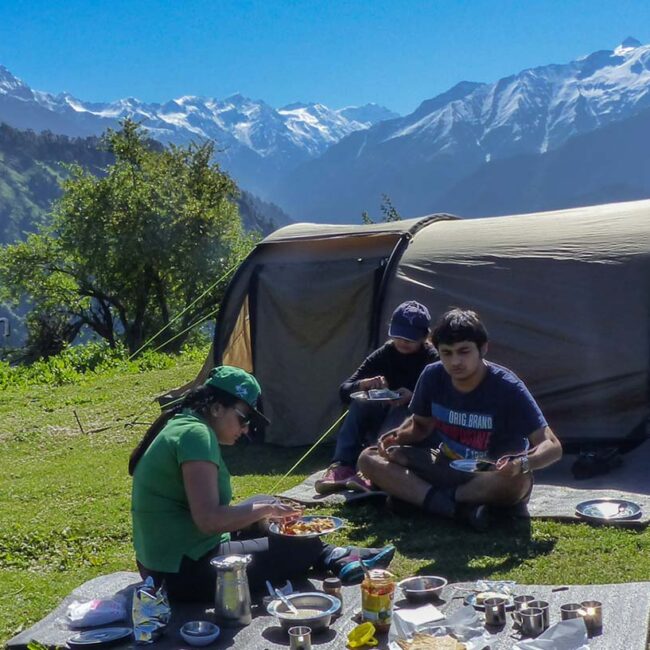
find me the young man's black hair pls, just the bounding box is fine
[431,308,488,348]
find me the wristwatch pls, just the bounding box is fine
[518,456,531,475]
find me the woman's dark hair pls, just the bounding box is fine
[128,385,239,476]
[431,308,488,348]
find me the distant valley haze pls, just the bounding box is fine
[1,37,650,223]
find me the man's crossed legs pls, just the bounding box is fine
[358,445,532,531]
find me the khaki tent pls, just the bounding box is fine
[182,199,650,447]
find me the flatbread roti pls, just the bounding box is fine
[396,633,466,649]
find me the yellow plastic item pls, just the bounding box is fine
[347,621,379,648]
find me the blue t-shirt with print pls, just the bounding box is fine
[409,361,547,460]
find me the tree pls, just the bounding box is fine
[0,120,256,355]
[360,194,402,224]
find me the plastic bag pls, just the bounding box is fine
[132,577,171,644]
[66,596,127,628]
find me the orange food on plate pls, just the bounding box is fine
[280,517,336,535]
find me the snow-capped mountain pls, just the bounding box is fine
[0,65,398,198]
[275,37,650,221]
[3,38,650,222]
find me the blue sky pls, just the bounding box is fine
[1,0,650,115]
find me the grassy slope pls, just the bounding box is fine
[0,123,289,247]
[1,356,649,642]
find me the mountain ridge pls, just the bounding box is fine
[0,65,398,200]
[2,40,650,223]
[274,39,650,221]
[436,103,650,217]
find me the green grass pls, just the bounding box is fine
[1,352,649,643]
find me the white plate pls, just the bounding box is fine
[68,627,132,647]
[464,593,515,611]
[350,389,400,402]
[575,498,642,522]
[449,458,496,473]
[269,515,345,538]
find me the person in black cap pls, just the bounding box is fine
[315,301,438,494]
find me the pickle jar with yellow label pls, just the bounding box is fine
[360,569,396,632]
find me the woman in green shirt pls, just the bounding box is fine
[129,365,394,602]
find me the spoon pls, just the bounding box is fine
[360,559,371,581]
[275,588,299,615]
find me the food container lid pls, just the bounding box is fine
[323,577,342,589]
[210,554,252,569]
[366,569,395,581]
[347,622,378,648]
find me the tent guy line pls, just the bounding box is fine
[270,409,349,494]
[127,254,246,361]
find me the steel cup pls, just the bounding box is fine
[514,594,535,610]
[560,602,585,621]
[512,594,535,627]
[529,599,550,630]
[289,626,312,650]
[484,596,507,626]
[519,606,545,637]
[581,600,603,636]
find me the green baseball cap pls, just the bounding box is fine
[204,366,270,425]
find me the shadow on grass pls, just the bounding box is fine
[336,500,556,583]
[221,443,557,581]
[221,440,333,477]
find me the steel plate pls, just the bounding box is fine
[464,593,515,611]
[575,498,642,523]
[350,389,400,402]
[68,628,132,647]
[269,515,345,538]
[449,458,496,473]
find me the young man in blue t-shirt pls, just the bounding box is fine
[358,308,562,531]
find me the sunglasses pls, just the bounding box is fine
[234,407,251,426]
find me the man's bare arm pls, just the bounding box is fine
[496,425,562,478]
[397,414,434,444]
[527,425,562,470]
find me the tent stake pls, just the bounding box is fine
[73,410,86,435]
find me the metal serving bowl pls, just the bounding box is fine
[179,621,220,646]
[398,576,448,603]
[266,592,341,632]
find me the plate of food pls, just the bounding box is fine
[395,633,466,649]
[351,389,401,402]
[449,458,496,473]
[575,498,642,523]
[269,515,345,538]
[464,591,515,611]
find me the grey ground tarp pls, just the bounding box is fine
[9,574,649,649]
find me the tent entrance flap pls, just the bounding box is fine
[222,295,253,373]
[253,258,384,446]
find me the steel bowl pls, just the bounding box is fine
[266,592,341,632]
[179,621,220,646]
[398,576,448,603]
